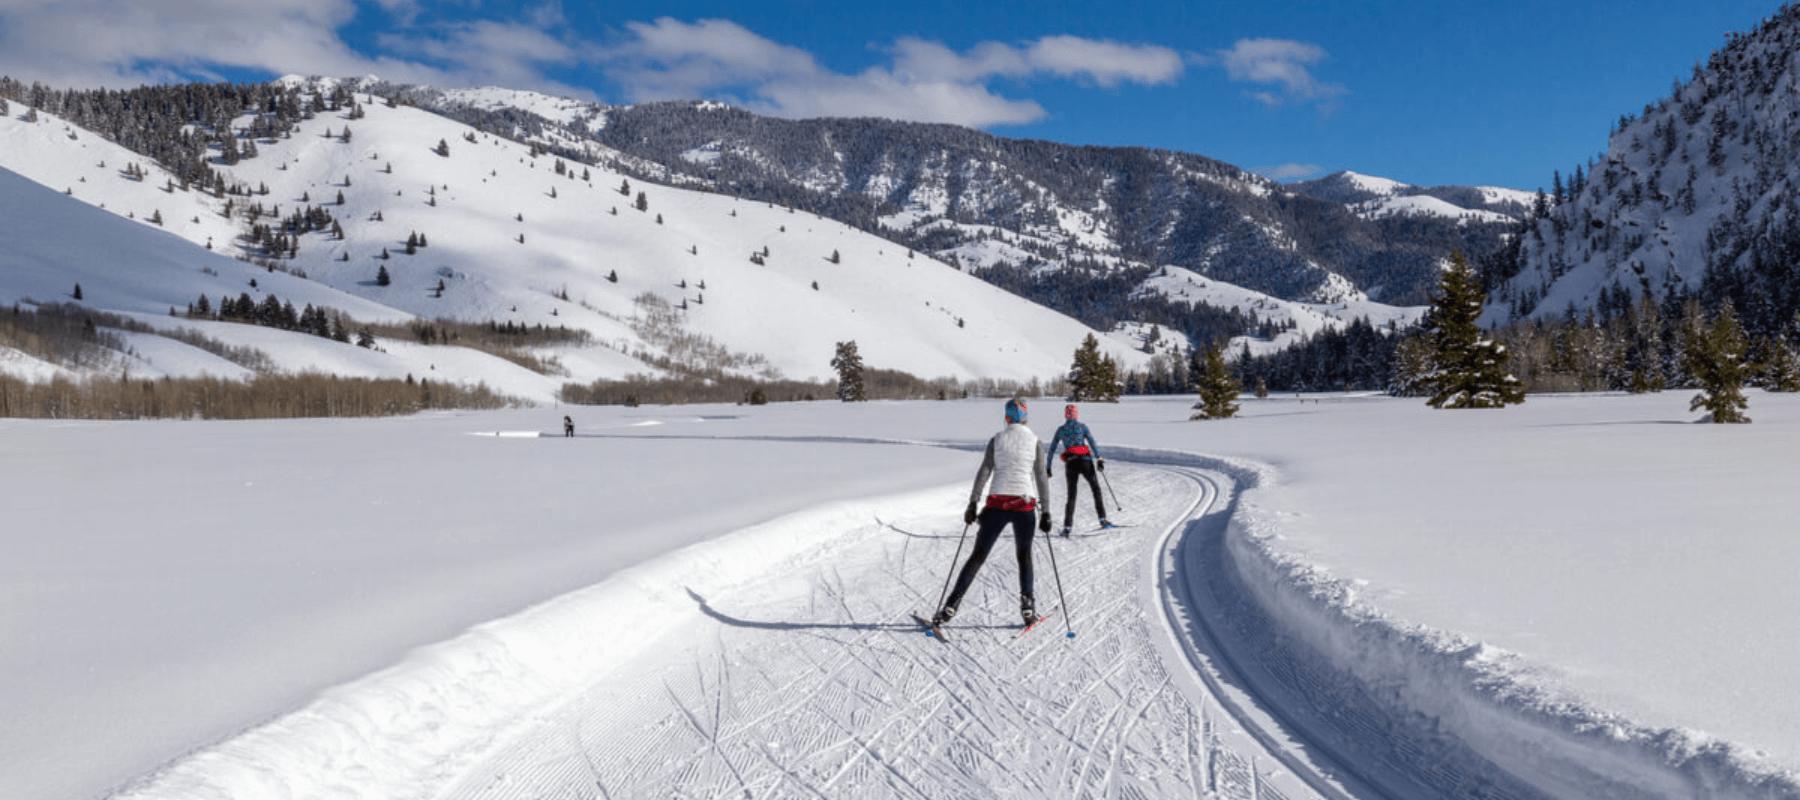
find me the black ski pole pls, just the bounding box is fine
[1040,524,1075,638]
[935,521,973,612]
[1099,462,1123,512]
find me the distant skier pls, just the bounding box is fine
[931,397,1052,628]
[563,415,574,437]
[1047,403,1108,536]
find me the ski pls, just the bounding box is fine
[911,613,950,643]
[1017,609,1056,638]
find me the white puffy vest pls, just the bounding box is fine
[984,424,1043,500]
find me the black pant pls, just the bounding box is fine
[943,508,1035,612]
[1063,457,1107,527]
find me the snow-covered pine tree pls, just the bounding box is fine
[1682,298,1751,422]
[1423,253,1525,408]
[831,341,866,402]
[1759,335,1800,392]
[1190,340,1241,420]
[1067,334,1122,402]
[1387,335,1433,397]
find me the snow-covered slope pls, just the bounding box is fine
[1291,170,1530,224]
[0,90,1145,393]
[1138,265,1427,357]
[1497,7,1800,326]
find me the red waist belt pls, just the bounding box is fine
[1060,445,1092,462]
[985,494,1037,512]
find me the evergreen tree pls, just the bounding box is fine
[1190,339,1241,419]
[831,340,866,401]
[1623,291,1668,393]
[376,265,391,287]
[1760,336,1800,392]
[1422,252,1525,408]
[1387,334,1433,397]
[1682,298,1752,423]
[1067,333,1122,402]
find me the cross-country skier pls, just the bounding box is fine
[932,397,1052,628]
[1047,403,1108,536]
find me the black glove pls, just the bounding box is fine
[1097,459,1105,472]
[964,502,979,525]
[1039,511,1052,533]
[1046,464,1053,477]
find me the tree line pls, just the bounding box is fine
[0,372,519,420]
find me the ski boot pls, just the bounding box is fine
[1020,596,1039,626]
[930,606,956,627]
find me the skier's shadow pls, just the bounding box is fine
[878,519,965,540]
[686,588,912,633]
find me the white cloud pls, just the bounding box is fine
[0,0,374,87]
[1024,35,1184,87]
[0,4,1190,130]
[600,19,1185,127]
[605,17,827,102]
[1257,163,1325,181]
[0,0,592,96]
[1215,38,1346,110]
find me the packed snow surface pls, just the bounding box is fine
[7,393,1800,800]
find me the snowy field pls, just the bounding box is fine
[7,392,1800,799]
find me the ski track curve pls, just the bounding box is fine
[104,434,1790,800]
[435,463,1326,800]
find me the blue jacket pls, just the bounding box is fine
[1047,420,1099,467]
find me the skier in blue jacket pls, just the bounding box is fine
[1047,404,1109,535]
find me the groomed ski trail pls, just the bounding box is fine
[437,464,1329,800]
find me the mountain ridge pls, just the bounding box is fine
[0,90,1151,398]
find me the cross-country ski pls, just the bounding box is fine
[1016,608,1057,638]
[911,612,951,643]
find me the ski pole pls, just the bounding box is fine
[935,521,973,612]
[1099,462,1123,512]
[1040,525,1075,638]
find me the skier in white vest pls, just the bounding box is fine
[932,396,1052,628]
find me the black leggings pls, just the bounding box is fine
[1063,457,1107,526]
[943,508,1035,611]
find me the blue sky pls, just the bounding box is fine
[0,0,1784,190]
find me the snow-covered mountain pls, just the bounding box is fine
[402,85,1509,311]
[1493,5,1800,332]
[0,87,1156,399]
[1289,170,1531,225]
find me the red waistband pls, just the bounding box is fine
[985,494,1037,512]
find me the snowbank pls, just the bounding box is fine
[1134,444,1800,800]
[109,484,963,800]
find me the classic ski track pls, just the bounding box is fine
[434,462,1349,800]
